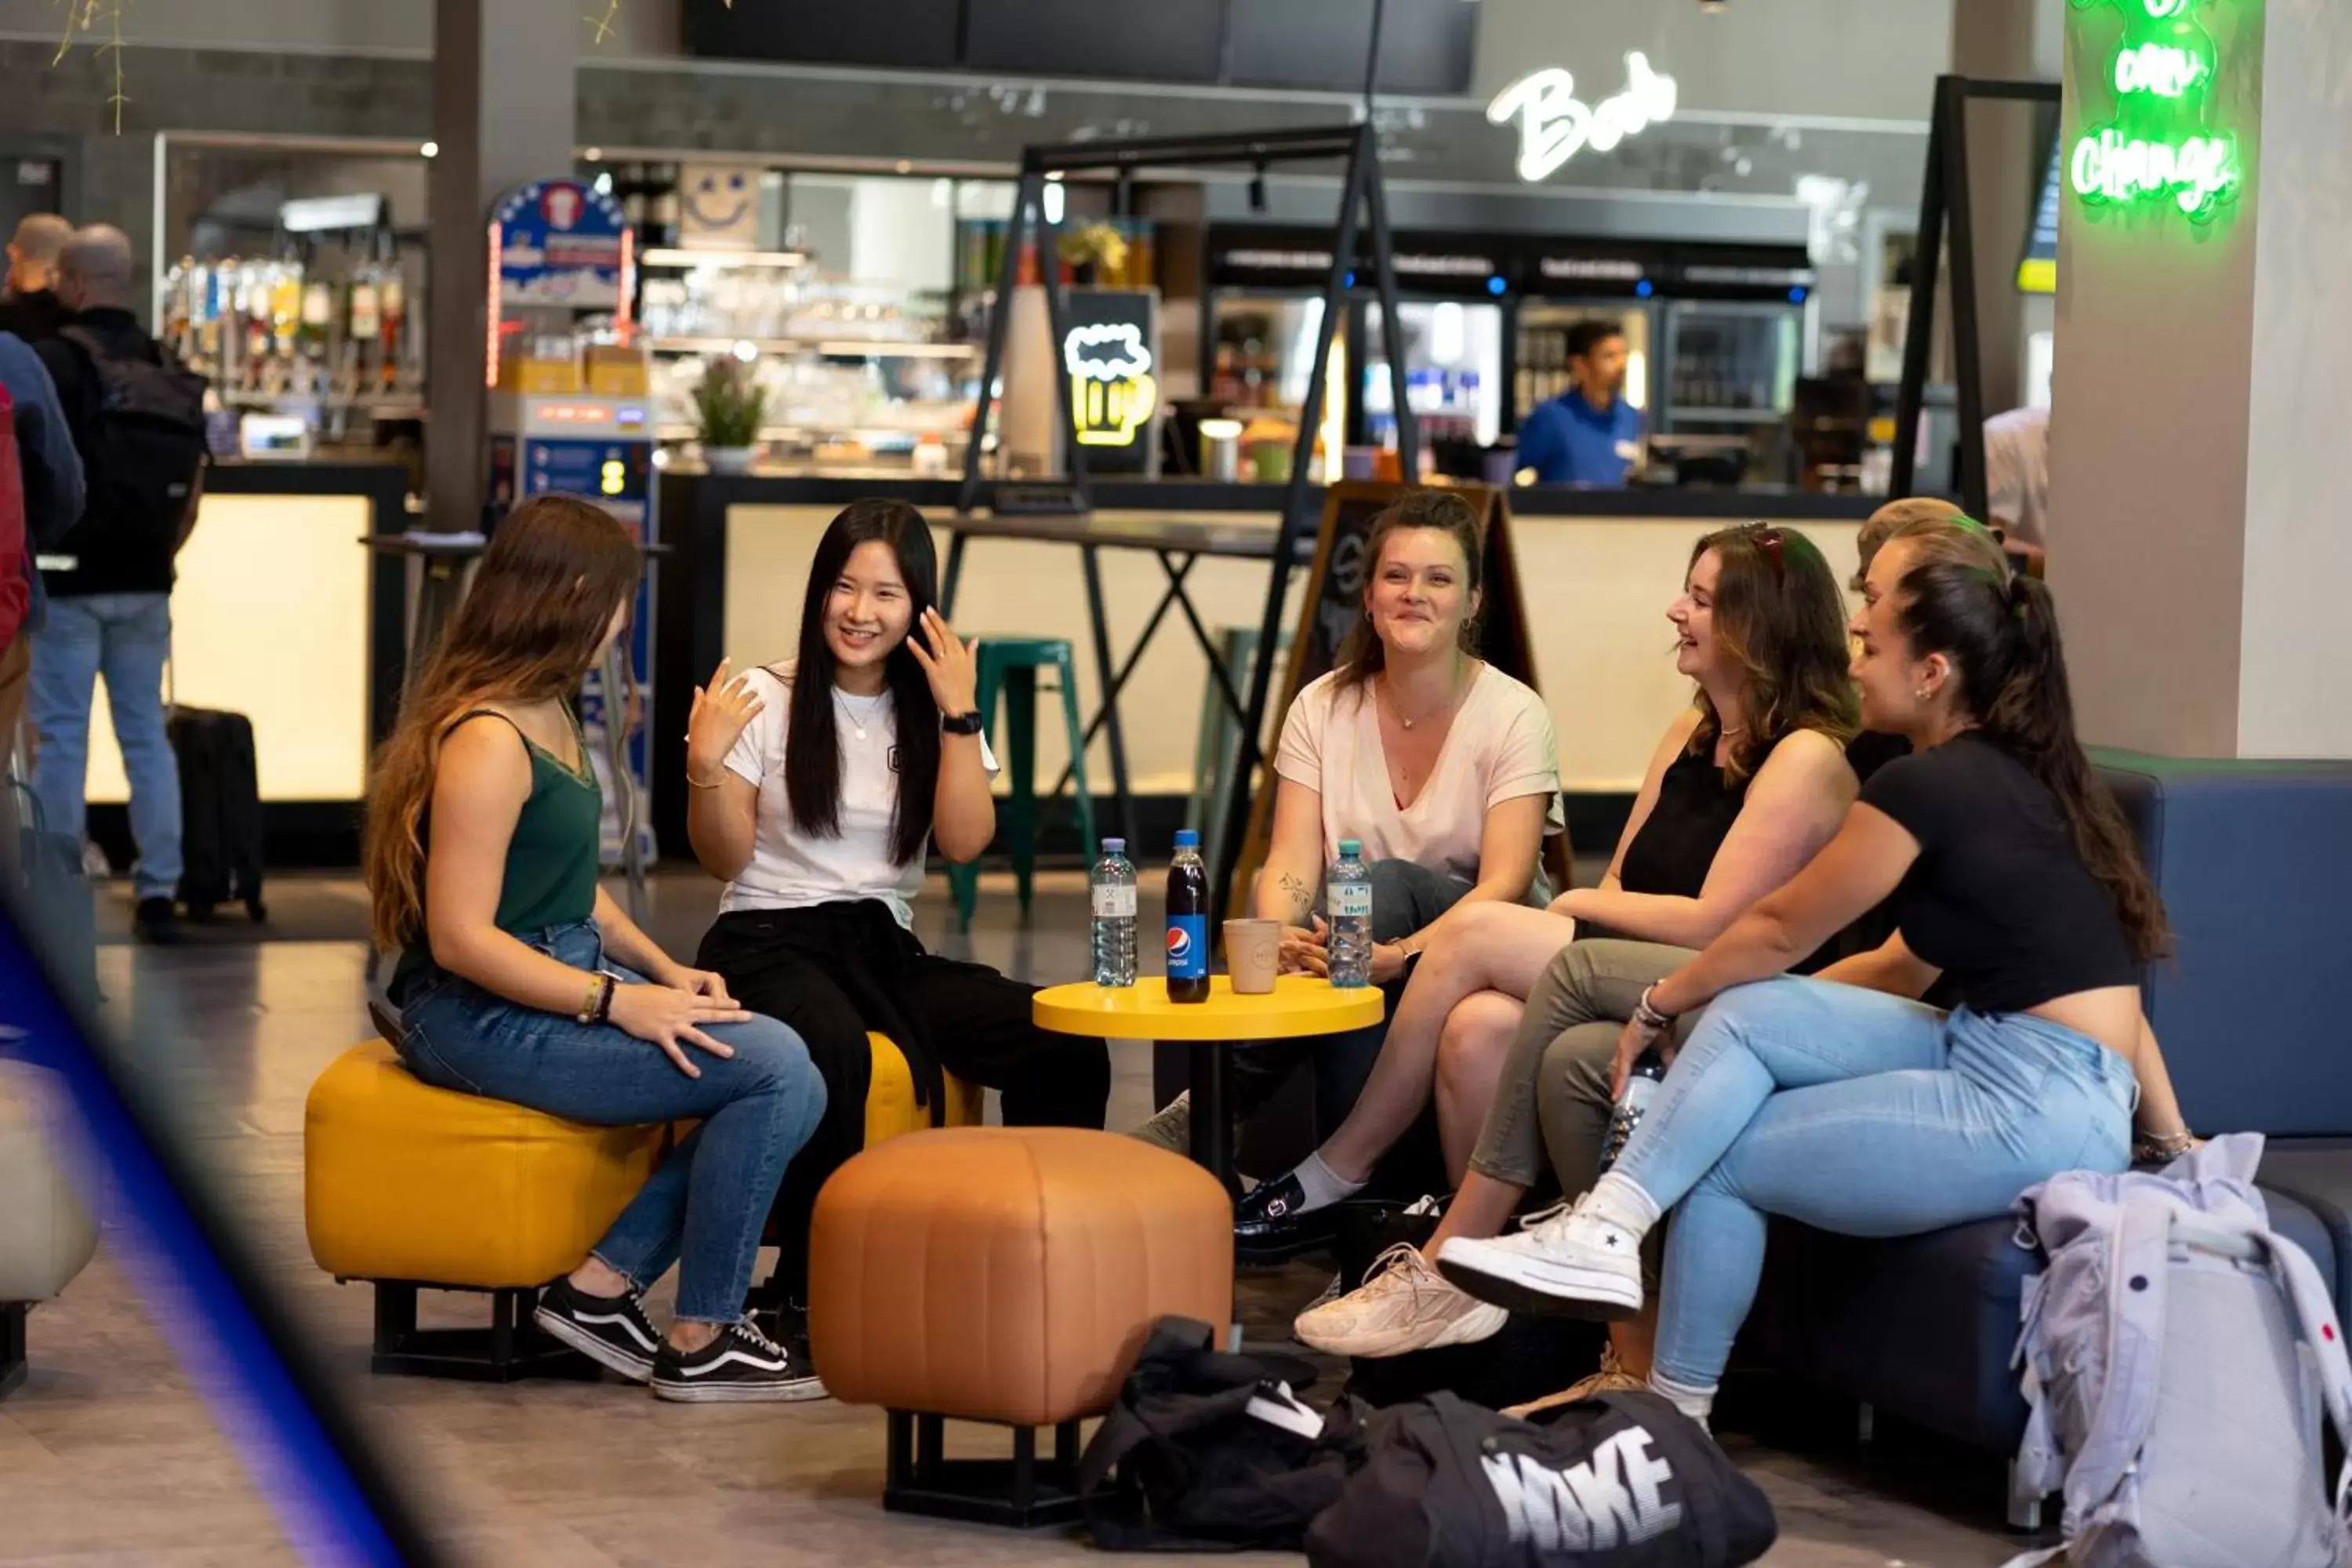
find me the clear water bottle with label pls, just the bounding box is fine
[1091,837,1137,988]
[1599,1048,1669,1170]
[1327,838,1374,989]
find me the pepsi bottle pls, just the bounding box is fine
[1165,829,1211,1004]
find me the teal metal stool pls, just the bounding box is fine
[947,637,1098,927]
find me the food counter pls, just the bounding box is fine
[83,462,410,862]
[652,474,1878,854]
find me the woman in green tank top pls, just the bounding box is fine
[363,495,828,1403]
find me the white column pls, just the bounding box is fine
[2050,0,2352,759]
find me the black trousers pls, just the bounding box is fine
[697,900,1112,1301]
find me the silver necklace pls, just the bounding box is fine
[833,686,888,742]
[1380,666,1465,731]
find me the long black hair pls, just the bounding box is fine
[782,499,942,866]
[1893,558,2170,960]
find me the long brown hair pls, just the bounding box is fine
[364,496,641,953]
[1686,522,1857,784]
[1890,551,2171,960]
[1334,489,1485,688]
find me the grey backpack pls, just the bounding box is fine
[2004,1133,2352,1568]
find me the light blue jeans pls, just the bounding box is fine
[1612,977,2137,1390]
[397,921,828,1323]
[28,592,183,899]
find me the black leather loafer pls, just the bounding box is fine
[1233,1171,1340,1263]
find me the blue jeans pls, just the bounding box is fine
[1612,977,2136,1389]
[397,920,827,1323]
[28,592,182,899]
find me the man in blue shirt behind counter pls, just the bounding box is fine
[1515,318,1644,487]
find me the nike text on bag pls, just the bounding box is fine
[1306,1388,1777,1568]
[2005,1133,2352,1568]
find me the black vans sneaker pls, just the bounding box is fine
[652,1318,828,1404]
[752,1298,818,1379]
[534,1276,662,1381]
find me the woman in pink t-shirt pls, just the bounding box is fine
[1220,490,1563,1252]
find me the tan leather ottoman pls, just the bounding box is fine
[810,1126,1232,1526]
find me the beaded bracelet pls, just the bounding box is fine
[1632,984,1675,1033]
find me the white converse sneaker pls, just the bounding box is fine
[1434,1199,1645,1319]
[1294,1243,1508,1359]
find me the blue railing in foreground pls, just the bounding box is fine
[0,900,437,1566]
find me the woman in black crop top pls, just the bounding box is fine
[1279,524,1859,1354]
[1428,527,2198,1429]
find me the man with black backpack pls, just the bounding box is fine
[27,225,208,943]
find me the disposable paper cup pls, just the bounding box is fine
[1224,918,1282,995]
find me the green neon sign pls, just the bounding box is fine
[2068,0,2243,223]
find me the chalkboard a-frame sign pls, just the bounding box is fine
[1226,480,1548,913]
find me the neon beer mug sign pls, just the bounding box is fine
[1062,322,1158,448]
[2067,0,2241,222]
[1488,53,1678,184]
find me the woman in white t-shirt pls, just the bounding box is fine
[1222,490,1563,1254]
[684,499,1111,1356]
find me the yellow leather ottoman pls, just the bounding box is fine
[863,1033,985,1146]
[304,1040,670,1380]
[810,1126,1232,1526]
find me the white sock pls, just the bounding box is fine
[1585,1172,1663,1237]
[1649,1370,1717,1430]
[1291,1150,1367,1211]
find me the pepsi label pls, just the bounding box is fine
[1165,915,1209,981]
[1330,882,1373,920]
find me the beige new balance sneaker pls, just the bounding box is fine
[1293,1243,1508,1359]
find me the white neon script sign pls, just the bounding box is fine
[1487,53,1678,184]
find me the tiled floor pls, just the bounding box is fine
[2,872,2040,1565]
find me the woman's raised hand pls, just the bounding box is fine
[908,606,980,717]
[686,659,764,785]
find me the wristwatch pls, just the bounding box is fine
[941,710,985,735]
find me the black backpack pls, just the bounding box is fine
[1307,1390,1777,1568]
[53,325,207,568]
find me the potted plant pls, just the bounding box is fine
[1057,222,1129,286]
[694,354,767,474]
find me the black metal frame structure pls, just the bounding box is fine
[362,1279,601,1383]
[884,1409,1086,1529]
[957,122,1417,902]
[0,1301,25,1401]
[1892,74,2063,522]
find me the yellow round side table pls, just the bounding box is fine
[1033,976,1383,1192]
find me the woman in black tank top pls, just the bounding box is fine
[1261,526,1857,1327]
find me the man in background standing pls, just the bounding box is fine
[29,225,208,942]
[1984,401,2049,574]
[0,214,72,345]
[1514,319,1644,488]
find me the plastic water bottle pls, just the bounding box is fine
[1091,837,1137,988]
[1327,838,1374,989]
[1166,829,1210,1004]
[1599,1048,1668,1171]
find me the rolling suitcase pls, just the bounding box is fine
[167,705,266,923]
